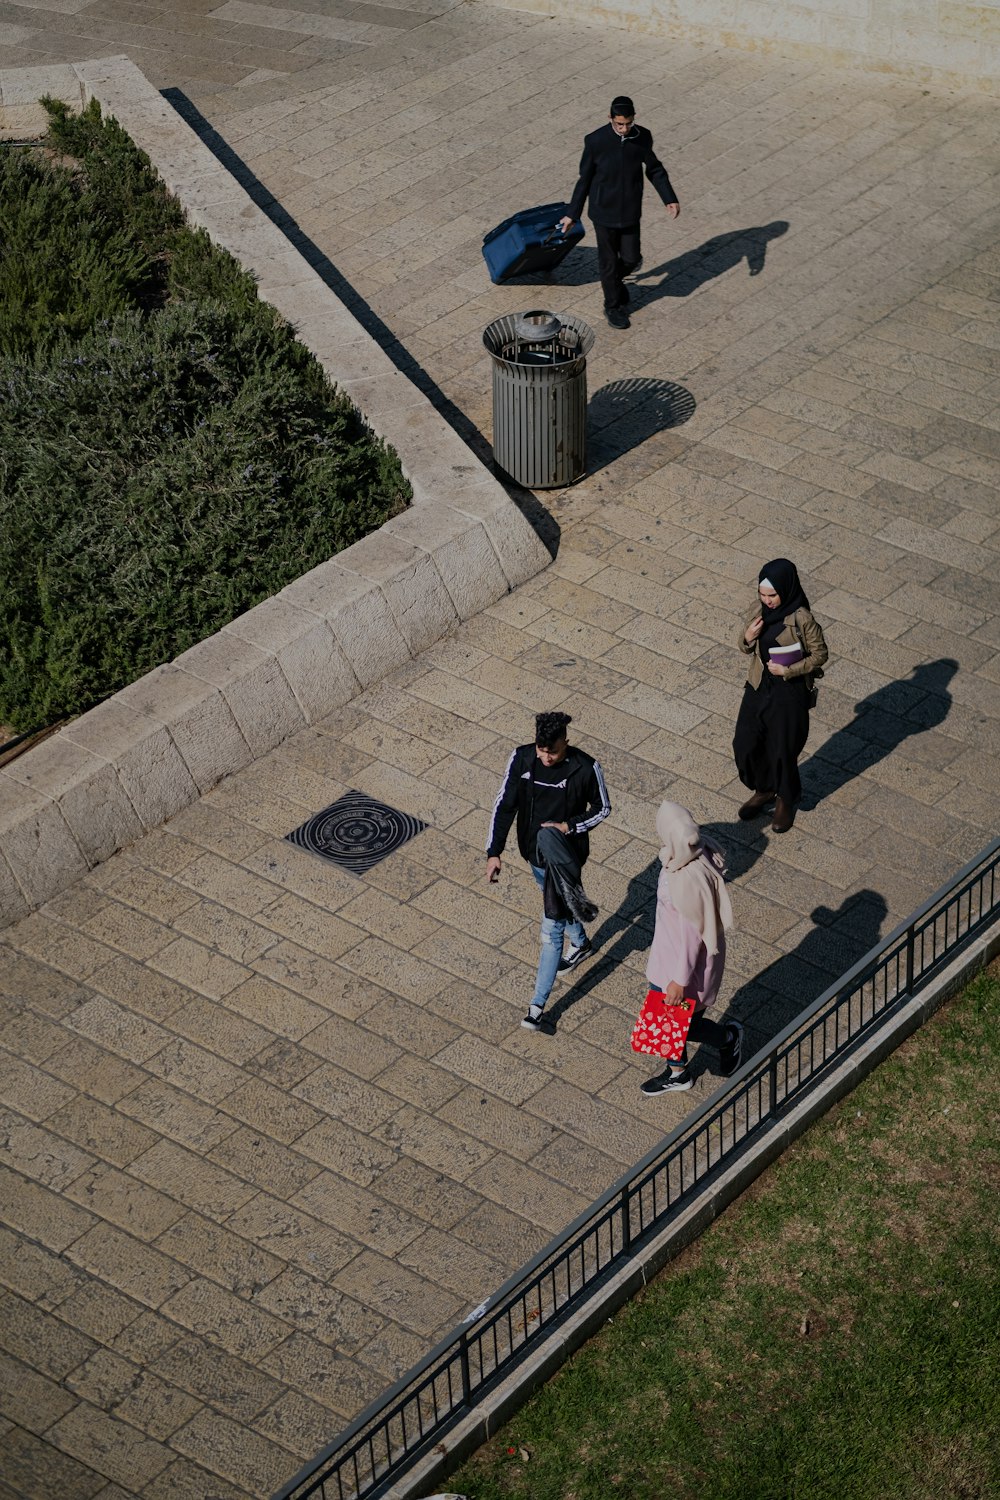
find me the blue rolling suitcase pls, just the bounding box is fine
[482,202,585,284]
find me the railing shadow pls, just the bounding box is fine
[803,659,958,809]
[160,89,560,558]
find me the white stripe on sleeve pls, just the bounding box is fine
[486,748,519,853]
[574,759,611,834]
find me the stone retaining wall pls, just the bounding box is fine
[0,57,551,928]
[489,0,1000,93]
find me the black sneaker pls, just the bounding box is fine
[640,1069,693,1096]
[605,306,630,330]
[557,939,593,973]
[521,1005,555,1034]
[719,1022,744,1077]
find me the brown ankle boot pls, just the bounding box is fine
[738,790,775,820]
[771,797,794,833]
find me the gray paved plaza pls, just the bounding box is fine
[1,2,999,1496]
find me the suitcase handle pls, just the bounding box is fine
[543,222,570,246]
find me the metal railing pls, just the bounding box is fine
[275,837,1000,1500]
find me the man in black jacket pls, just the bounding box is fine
[559,95,679,330]
[486,711,611,1033]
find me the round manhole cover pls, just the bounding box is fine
[286,791,426,874]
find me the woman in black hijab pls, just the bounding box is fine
[732,559,828,832]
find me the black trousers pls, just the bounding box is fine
[671,1011,729,1067]
[644,1006,730,1069]
[595,221,641,311]
[733,677,811,806]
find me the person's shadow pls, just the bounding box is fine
[801,659,958,809]
[519,222,788,297]
[545,819,769,1027]
[633,222,789,305]
[545,857,657,1028]
[546,843,889,1087]
[716,891,890,1078]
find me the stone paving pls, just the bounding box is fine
[2,3,1000,1497]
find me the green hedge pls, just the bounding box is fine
[0,100,410,731]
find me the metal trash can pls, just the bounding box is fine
[483,309,595,488]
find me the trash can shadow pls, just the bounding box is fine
[587,377,696,476]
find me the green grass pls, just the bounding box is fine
[453,967,1000,1500]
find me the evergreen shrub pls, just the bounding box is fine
[0,100,410,731]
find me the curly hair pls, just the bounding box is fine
[535,711,572,748]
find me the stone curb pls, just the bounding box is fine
[0,58,551,927]
[380,922,1000,1499]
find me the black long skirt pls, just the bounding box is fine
[733,676,811,805]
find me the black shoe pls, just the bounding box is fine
[719,1022,744,1077]
[605,306,629,330]
[521,1005,556,1034]
[738,790,775,820]
[557,939,593,973]
[640,1068,693,1096]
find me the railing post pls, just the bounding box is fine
[904,922,915,996]
[458,1330,471,1410]
[620,1184,631,1253]
[768,1049,779,1120]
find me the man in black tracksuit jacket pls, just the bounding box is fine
[486,711,611,1033]
[559,95,679,330]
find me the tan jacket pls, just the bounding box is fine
[738,601,829,690]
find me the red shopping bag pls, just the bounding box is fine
[630,988,696,1059]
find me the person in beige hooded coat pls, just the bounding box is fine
[640,801,742,1097]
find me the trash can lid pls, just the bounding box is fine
[513,310,562,342]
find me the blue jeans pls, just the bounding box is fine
[531,865,586,1010]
